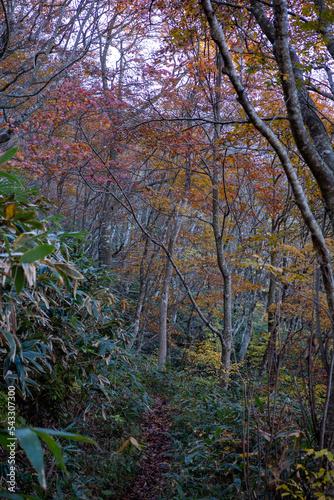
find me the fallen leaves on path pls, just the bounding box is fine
[124,395,171,500]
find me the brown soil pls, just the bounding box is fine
[124,395,172,500]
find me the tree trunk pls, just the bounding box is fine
[321,360,334,450]
[266,252,281,384]
[158,243,175,365]
[212,49,233,389]
[212,153,233,389]
[219,269,233,389]
[239,290,257,362]
[158,204,186,365]
[98,192,114,267]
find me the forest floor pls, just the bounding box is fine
[124,395,172,500]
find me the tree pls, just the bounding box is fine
[0,0,107,145]
[199,0,334,450]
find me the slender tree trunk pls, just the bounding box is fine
[134,242,159,351]
[239,290,257,361]
[212,155,233,389]
[158,240,175,365]
[180,311,195,370]
[212,49,233,389]
[158,203,187,365]
[267,252,281,383]
[98,192,114,267]
[219,269,233,389]
[133,282,147,349]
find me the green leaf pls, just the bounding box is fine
[0,328,16,361]
[33,430,67,473]
[31,428,97,446]
[13,265,24,293]
[175,482,186,499]
[0,430,11,447]
[2,232,11,254]
[0,148,19,166]
[254,394,264,411]
[214,426,222,440]
[28,220,44,230]
[13,232,37,250]
[14,211,36,222]
[20,245,55,263]
[15,428,46,489]
[55,263,84,280]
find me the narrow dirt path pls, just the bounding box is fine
[124,395,172,500]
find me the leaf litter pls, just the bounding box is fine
[124,395,172,500]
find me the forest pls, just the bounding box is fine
[0,0,334,498]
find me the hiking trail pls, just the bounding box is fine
[124,395,172,500]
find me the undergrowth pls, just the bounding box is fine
[2,353,333,499]
[139,363,333,500]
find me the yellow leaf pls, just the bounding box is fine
[4,203,16,219]
[129,437,142,450]
[117,438,130,453]
[117,437,143,453]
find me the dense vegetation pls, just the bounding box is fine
[1,0,334,498]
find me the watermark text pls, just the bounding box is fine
[7,385,16,493]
